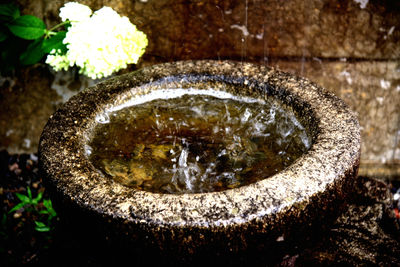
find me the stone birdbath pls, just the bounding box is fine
[39,60,360,258]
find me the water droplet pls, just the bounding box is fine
[96,113,110,124]
[88,90,311,193]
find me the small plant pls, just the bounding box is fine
[8,187,57,232]
[0,2,148,78]
[0,3,68,73]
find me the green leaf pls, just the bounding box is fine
[8,202,25,214]
[32,190,43,204]
[49,208,57,217]
[43,199,50,208]
[39,210,49,214]
[15,192,29,203]
[34,221,46,227]
[43,199,53,210]
[27,186,32,200]
[35,226,50,232]
[42,31,67,53]
[43,199,57,217]
[20,39,45,65]
[7,15,46,40]
[34,221,50,232]
[0,3,20,23]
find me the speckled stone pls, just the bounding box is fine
[39,60,360,256]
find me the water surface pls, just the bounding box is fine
[87,89,311,194]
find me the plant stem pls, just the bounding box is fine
[48,21,70,33]
[45,20,71,38]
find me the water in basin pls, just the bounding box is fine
[86,89,311,194]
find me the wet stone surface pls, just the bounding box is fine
[1,60,398,177]
[39,60,361,256]
[88,90,310,193]
[290,177,400,266]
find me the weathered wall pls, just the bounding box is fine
[20,0,400,60]
[1,0,399,177]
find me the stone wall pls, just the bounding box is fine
[19,0,400,60]
[1,0,399,178]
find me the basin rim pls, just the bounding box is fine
[39,60,360,229]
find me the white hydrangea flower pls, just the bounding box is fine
[59,2,92,23]
[45,49,69,71]
[46,3,148,79]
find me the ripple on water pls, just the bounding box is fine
[87,89,311,194]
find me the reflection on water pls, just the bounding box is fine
[87,89,311,194]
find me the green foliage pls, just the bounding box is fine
[0,3,67,73]
[0,3,19,22]
[8,186,57,233]
[7,15,46,40]
[19,38,45,65]
[42,31,67,53]
[8,186,42,213]
[34,221,50,232]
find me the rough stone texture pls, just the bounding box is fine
[270,59,400,169]
[292,176,400,266]
[39,60,360,255]
[42,179,400,266]
[16,0,400,60]
[1,60,398,174]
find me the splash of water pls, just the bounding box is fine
[87,89,311,194]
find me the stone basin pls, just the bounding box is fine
[39,60,360,258]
